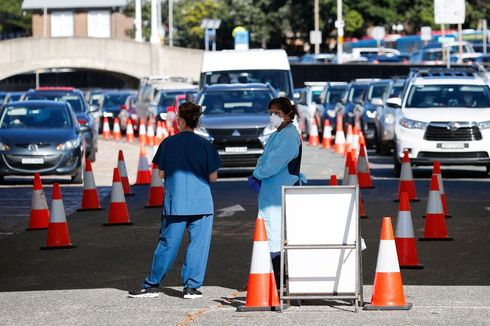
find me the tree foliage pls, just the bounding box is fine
[0,0,31,37]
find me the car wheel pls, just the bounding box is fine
[393,146,401,177]
[71,159,84,184]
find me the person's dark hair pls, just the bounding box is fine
[178,101,202,129]
[268,97,299,120]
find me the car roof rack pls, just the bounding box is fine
[408,67,481,78]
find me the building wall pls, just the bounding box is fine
[32,12,51,38]
[74,11,88,37]
[111,11,133,40]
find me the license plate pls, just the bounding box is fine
[225,147,247,153]
[437,143,467,150]
[21,158,44,164]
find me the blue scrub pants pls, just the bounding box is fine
[143,214,213,289]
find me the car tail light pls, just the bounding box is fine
[78,119,88,125]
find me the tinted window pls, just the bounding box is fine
[312,90,322,104]
[348,85,368,102]
[25,93,84,112]
[389,85,404,97]
[325,88,345,104]
[0,105,72,129]
[368,84,389,100]
[103,94,130,107]
[158,91,184,107]
[198,90,274,115]
[406,85,490,108]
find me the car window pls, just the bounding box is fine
[348,85,367,102]
[406,85,490,108]
[0,105,72,129]
[368,84,389,100]
[311,90,322,104]
[25,93,84,112]
[199,90,274,115]
[325,88,345,104]
[103,94,129,107]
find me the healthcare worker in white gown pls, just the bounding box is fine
[251,97,304,286]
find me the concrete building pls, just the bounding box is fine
[22,0,133,40]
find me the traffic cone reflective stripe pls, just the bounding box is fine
[139,119,147,144]
[117,150,133,195]
[308,117,320,146]
[155,121,163,145]
[146,119,155,146]
[352,126,360,154]
[237,217,280,312]
[322,120,333,149]
[433,161,450,217]
[364,217,411,310]
[135,144,151,185]
[420,175,452,241]
[145,164,164,208]
[342,151,353,185]
[102,117,111,140]
[334,114,345,154]
[78,159,103,211]
[27,173,50,230]
[357,145,374,189]
[395,192,423,269]
[397,151,419,201]
[126,119,135,142]
[329,175,338,185]
[105,168,132,226]
[113,118,122,140]
[41,183,75,249]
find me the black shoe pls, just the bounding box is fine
[183,288,203,299]
[128,286,160,298]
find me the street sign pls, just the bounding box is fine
[310,30,322,45]
[434,0,465,24]
[371,26,385,41]
[334,20,345,29]
[421,26,432,41]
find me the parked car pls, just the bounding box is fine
[319,82,348,133]
[2,92,25,105]
[393,68,490,176]
[99,90,137,131]
[23,87,98,162]
[360,79,392,147]
[117,94,139,133]
[339,80,373,131]
[149,87,197,122]
[0,101,86,183]
[195,83,277,168]
[296,82,325,137]
[0,92,8,104]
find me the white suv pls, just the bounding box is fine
[392,69,490,176]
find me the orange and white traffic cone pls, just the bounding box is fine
[357,145,374,189]
[105,168,132,226]
[155,121,163,145]
[396,151,419,202]
[146,118,155,146]
[395,192,423,269]
[329,175,338,185]
[347,154,368,219]
[237,216,280,312]
[344,124,353,157]
[352,126,360,155]
[102,117,111,140]
[364,217,412,310]
[433,161,451,218]
[113,117,122,141]
[135,143,151,185]
[77,159,103,211]
[139,118,147,145]
[117,150,134,196]
[126,119,135,143]
[342,150,353,185]
[334,114,345,154]
[41,183,76,250]
[27,173,50,230]
[308,117,320,146]
[321,120,333,149]
[419,175,453,241]
[145,163,164,208]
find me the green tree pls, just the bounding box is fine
[0,0,31,38]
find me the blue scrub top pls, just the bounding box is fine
[152,131,222,216]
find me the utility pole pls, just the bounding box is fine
[135,0,143,42]
[150,0,160,44]
[168,0,174,47]
[336,0,344,63]
[314,0,320,54]
[43,6,48,37]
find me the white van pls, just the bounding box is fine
[199,49,295,99]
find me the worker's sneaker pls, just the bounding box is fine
[128,286,160,298]
[183,288,203,299]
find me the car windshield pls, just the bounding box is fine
[368,84,389,100]
[389,85,404,97]
[103,94,130,108]
[325,88,345,104]
[158,91,186,107]
[199,90,274,115]
[0,105,71,129]
[348,85,368,102]
[25,93,84,112]
[312,90,322,104]
[423,51,443,61]
[406,85,490,108]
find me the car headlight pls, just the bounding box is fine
[478,120,490,130]
[194,127,213,142]
[327,109,336,118]
[159,112,168,120]
[0,142,10,151]
[383,113,395,124]
[399,117,427,130]
[259,125,276,146]
[56,138,81,150]
[366,110,376,119]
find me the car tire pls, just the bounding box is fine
[393,147,401,177]
[71,159,84,184]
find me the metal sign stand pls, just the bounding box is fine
[279,186,363,312]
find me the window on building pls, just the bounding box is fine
[51,11,74,37]
[87,11,111,38]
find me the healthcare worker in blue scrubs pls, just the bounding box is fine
[250,97,303,286]
[129,102,221,299]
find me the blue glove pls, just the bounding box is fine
[247,175,261,193]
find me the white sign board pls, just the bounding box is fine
[371,26,385,41]
[282,186,361,295]
[434,0,465,24]
[310,30,322,45]
[421,26,432,41]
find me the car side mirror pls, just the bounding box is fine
[386,97,401,108]
[371,98,384,106]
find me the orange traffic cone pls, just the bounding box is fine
[395,192,423,269]
[113,117,122,141]
[329,175,338,185]
[344,124,353,157]
[41,183,76,250]
[342,150,353,185]
[308,117,320,146]
[357,145,374,189]
[237,216,280,312]
[396,151,419,202]
[419,175,453,241]
[27,173,50,230]
[102,117,111,140]
[77,159,103,211]
[352,126,360,154]
[126,119,135,143]
[334,115,346,154]
[155,121,163,145]
[322,120,333,149]
[139,118,147,144]
[347,154,368,219]
[433,161,451,218]
[364,217,412,310]
[135,143,151,185]
[117,150,134,196]
[145,163,164,208]
[146,118,155,146]
[105,168,132,226]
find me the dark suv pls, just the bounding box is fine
[23,87,98,161]
[195,83,277,168]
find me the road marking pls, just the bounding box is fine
[216,204,245,217]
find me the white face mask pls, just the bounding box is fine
[269,113,283,128]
